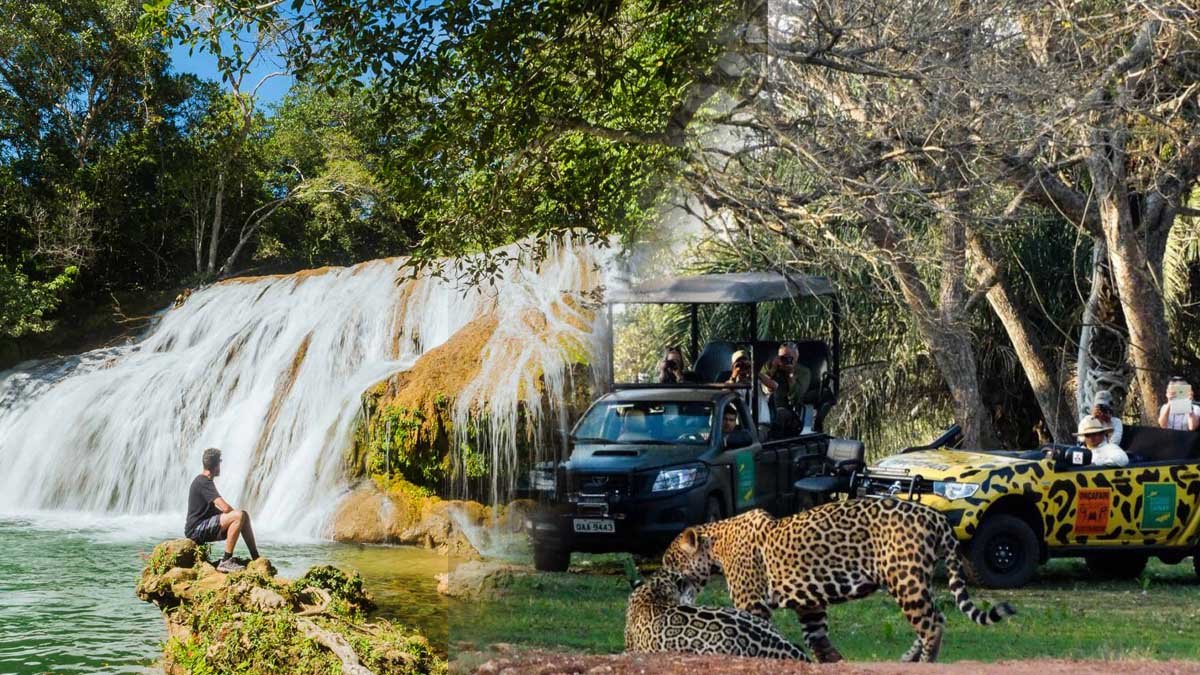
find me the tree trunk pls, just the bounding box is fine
[1075,239,1132,418]
[207,171,226,277]
[1087,130,1172,421]
[872,217,998,448]
[968,231,1073,441]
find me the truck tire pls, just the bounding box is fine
[1085,552,1148,580]
[533,544,571,573]
[705,495,724,523]
[966,514,1039,589]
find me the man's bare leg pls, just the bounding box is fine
[240,511,260,559]
[219,510,244,556]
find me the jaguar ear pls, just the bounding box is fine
[678,527,699,553]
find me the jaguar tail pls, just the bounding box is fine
[941,525,1016,625]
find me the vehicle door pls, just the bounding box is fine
[1045,458,1200,546]
[718,397,768,514]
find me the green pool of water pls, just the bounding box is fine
[0,516,449,674]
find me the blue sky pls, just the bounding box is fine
[168,42,295,110]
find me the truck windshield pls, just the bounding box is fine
[573,401,715,446]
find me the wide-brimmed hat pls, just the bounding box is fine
[730,349,750,365]
[1092,390,1114,408]
[1076,415,1112,437]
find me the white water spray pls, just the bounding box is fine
[0,241,605,538]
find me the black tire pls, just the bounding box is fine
[966,514,1040,589]
[533,544,571,572]
[1085,552,1149,580]
[705,495,724,523]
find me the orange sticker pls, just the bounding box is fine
[1074,488,1111,536]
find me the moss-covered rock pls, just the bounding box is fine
[137,539,445,675]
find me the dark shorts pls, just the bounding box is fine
[186,513,224,543]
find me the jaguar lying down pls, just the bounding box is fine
[662,498,1015,663]
[624,569,809,661]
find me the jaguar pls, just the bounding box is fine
[624,568,809,660]
[661,499,1015,662]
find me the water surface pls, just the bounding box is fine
[0,516,448,675]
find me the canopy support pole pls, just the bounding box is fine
[689,304,699,364]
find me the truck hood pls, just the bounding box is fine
[566,443,709,473]
[869,449,1041,482]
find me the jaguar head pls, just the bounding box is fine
[661,526,720,589]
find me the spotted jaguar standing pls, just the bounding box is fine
[662,499,1015,663]
[624,569,809,661]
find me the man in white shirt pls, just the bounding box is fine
[1077,415,1129,468]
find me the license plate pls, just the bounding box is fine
[573,518,615,534]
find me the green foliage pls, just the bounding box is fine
[285,0,745,280]
[0,263,77,338]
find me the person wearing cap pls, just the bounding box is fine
[1084,390,1124,447]
[726,349,772,425]
[1076,415,1129,467]
[1157,376,1200,431]
[184,448,261,572]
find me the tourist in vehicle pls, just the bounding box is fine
[1076,415,1129,467]
[762,342,812,433]
[1157,376,1200,431]
[1086,390,1124,446]
[658,346,686,384]
[726,350,772,423]
[185,448,260,572]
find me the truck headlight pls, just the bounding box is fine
[530,468,556,492]
[652,466,707,493]
[932,481,979,500]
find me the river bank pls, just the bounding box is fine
[0,516,450,674]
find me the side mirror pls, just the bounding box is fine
[724,429,754,450]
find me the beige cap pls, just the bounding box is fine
[1076,415,1112,437]
[731,350,750,365]
[1092,390,1114,408]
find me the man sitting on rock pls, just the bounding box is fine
[185,447,260,572]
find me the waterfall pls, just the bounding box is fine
[0,241,605,538]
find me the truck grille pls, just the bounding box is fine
[571,473,630,495]
[859,472,935,498]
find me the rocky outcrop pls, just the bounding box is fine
[434,560,524,599]
[137,539,445,675]
[329,480,533,558]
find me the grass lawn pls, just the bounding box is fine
[447,557,1200,661]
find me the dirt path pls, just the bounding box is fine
[466,650,1200,675]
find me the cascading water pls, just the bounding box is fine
[0,241,605,537]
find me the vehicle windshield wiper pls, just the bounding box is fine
[571,437,616,445]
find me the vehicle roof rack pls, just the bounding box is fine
[607,271,833,305]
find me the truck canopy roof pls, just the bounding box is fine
[607,271,833,304]
[603,387,734,403]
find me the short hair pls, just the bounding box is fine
[202,448,222,471]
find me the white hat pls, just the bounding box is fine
[731,350,750,365]
[1092,390,1114,408]
[1076,415,1112,437]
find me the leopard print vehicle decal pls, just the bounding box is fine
[624,569,809,661]
[661,499,1014,663]
[876,451,1200,550]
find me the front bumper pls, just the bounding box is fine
[529,484,713,554]
[858,471,970,537]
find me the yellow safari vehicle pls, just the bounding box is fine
[853,424,1200,588]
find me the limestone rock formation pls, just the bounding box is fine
[137,539,445,675]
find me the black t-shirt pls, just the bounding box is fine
[185,474,222,535]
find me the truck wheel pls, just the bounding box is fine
[1085,552,1148,580]
[966,514,1039,588]
[533,544,571,573]
[705,495,724,523]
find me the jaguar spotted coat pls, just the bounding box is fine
[661,499,1015,663]
[624,569,809,660]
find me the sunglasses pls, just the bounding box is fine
[734,360,750,368]
[778,355,794,365]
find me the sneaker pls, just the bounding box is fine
[216,558,246,573]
